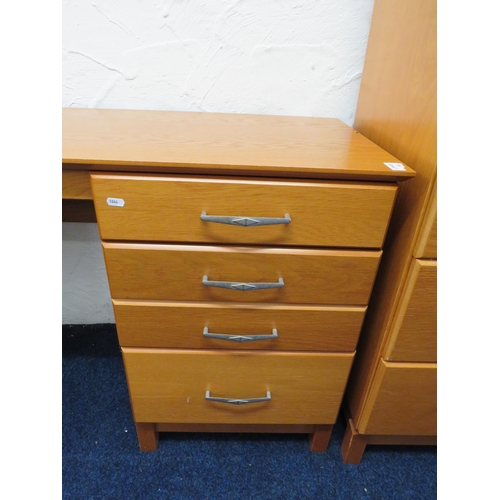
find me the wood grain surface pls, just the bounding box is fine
[62,170,93,199]
[122,348,354,424]
[345,0,437,426]
[358,359,437,435]
[113,300,366,351]
[384,259,437,362]
[103,243,382,305]
[91,174,397,249]
[414,178,437,259]
[63,108,415,182]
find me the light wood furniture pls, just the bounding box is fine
[62,107,414,452]
[341,0,437,463]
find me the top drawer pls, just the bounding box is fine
[91,174,397,249]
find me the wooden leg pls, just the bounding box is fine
[341,418,367,464]
[309,424,334,452]
[135,422,159,451]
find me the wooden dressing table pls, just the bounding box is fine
[62,108,414,452]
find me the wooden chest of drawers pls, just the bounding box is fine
[62,108,414,452]
[340,0,437,463]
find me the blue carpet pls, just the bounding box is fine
[62,324,437,499]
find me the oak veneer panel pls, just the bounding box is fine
[91,174,397,249]
[354,0,436,171]
[417,216,437,259]
[122,349,354,424]
[384,259,437,362]
[113,300,366,351]
[359,359,436,435]
[62,170,93,200]
[63,108,415,182]
[346,0,437,424]
[414,179,437,259]
[103,243,382,305]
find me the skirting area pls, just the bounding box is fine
[62,324,437,499]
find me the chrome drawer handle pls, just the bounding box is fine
[203,327,278,342]
[205,390,272,405]
[202,276,284,291]
[200,211,291,226]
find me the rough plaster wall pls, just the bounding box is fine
[62,0,375,324]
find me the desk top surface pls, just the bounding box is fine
[62,108,415,182]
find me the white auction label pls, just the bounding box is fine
[384,162,406,171]
[107,197,125,207]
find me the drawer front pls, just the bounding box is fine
[91,174,396,249]
[113,300,366,351]
[103,243,381,305]
[385,259,437,362]
[414,213,437,259]
[359,359,437,436]
[122,349,355,424]
[414,178,437,259]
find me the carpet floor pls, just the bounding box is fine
[62,324,437,499]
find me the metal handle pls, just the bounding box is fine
[203,327,278,342]
[202,276,284,291]
[205,390,271,405]
[200,211,291,226]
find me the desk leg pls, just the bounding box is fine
[135,423,158,451]
[309,424,333,452]
[341,418,367,463]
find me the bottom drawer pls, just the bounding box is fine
[122,349,354,425]
[359,358,437,435]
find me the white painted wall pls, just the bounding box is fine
[62,0,375,324]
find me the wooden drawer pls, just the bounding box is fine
[414,179,437,259]
[359,359,437,435]
[122,349,355,424]
[384,259,437,362]
[103,243,382,305]
[91,174,396,249]
[113,300,366,351]
[414,213,437,259]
